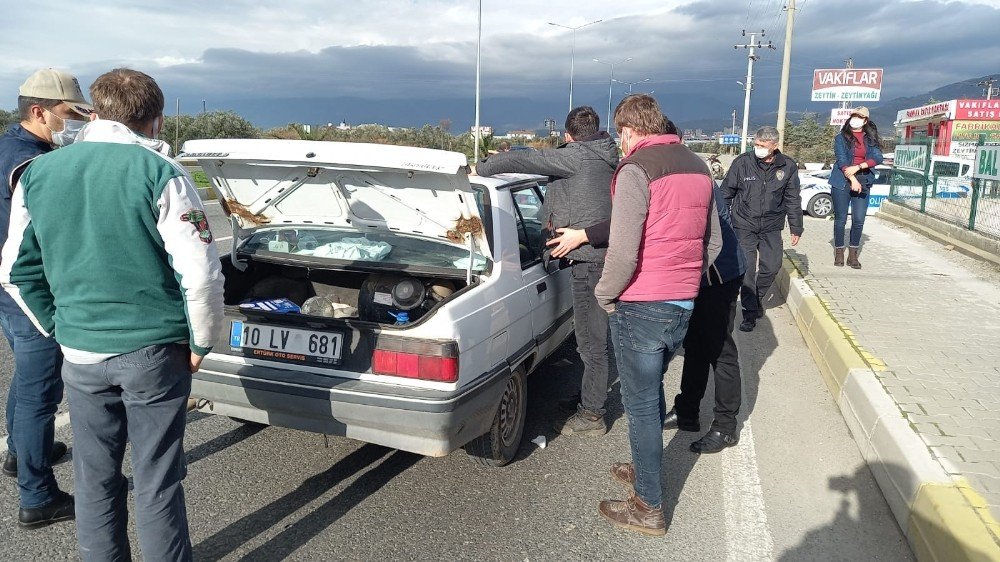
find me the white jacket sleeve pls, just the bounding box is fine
[156,175,225,356]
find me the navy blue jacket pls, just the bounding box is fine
[0,124,52,313]
[705,185,747,286]
[582,186,745,287]
[830,132,884,189]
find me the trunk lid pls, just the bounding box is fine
[181,139,490,260]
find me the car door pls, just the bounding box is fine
[509,185,571,361]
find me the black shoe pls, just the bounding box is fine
[739,318,756,332]
[663,409,700,432]
[2,441,68,478]
[690,430,739,454]
[18,491,75,529]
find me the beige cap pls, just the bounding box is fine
[19,69,93,115]
[850,106,870,119]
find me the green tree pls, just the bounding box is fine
[0,108,20,134]
[783,113,839,165]
[165,110,260,155]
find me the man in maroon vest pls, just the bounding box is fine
[595,94,720,536]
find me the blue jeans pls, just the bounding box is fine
[62,344,192,562]
[0,309,64,508]
[609,301,693,508]
[832,185,870,248]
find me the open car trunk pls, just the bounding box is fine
[212,256,470,373]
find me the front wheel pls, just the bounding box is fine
[465,366,527,467]
[808,193,834,218]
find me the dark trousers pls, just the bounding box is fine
[675,275,743,434]
[62,344,193,562]
[570,261,610,417]
[1,309,64,508]
[736,229,783,320]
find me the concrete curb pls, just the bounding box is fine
[777,256,1000,562]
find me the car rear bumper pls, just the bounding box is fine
[191,356,510,457]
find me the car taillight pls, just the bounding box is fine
[373,336,459,383]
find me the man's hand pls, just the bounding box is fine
[790,234,801,246]
[545,227,589,258]
[468,165,478,176]
[190,352,205,374]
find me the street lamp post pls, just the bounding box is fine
[548,19,602,114]
[593,57,633,132]
[612,77,650,95]
[473,0,482,163]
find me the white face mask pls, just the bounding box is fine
[754,146,771,159]
[849,117,865,130]
[44,110,86,146]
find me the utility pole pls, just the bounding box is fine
[841,58,854,109]
[776,0,796,150]
[731,109,737,134]
[978,77,998,100]
[735,31,774,154]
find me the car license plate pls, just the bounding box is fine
[230,321,343,365]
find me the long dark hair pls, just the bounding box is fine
[840,119,882,150]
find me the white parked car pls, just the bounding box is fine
[181,139,573,466]
[800,165,896,218]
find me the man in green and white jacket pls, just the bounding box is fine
[0,68,224,562]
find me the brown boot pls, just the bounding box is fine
[599,493,666,537]
[847,247,861,269]
[834,247,845,267]
[611,462,636,491]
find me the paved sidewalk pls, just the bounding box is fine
[781,215,1000,558]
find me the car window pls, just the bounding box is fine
[511,186,545,268]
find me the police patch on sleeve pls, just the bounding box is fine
[180,209,214,244]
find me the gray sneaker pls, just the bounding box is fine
[555,411,606,436]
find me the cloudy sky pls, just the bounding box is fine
[2,0,999,130]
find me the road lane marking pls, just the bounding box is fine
[216,236,233,242]
[0,411,72,454]
[721,420,775,561]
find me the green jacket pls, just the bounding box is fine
[0,120,224,359]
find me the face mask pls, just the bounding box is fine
[754,146,771,159]
[849,117,865,130]
[44,111,86,147]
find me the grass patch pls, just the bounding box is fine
[191,170,210,189]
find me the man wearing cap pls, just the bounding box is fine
[0,68,91,529]
[2,67,224,561]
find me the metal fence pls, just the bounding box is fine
[888,138,1000,241]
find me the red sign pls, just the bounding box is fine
[811,68,883,102]
[954,99,1000,121]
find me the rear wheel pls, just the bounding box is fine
[808,193,833,218]
[465,366,527,467]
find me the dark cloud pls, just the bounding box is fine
[12,0,994,131]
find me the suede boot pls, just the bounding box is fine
[847,247,861,269]
[834,247,845,267]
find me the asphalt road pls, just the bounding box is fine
[0,210,913,561]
